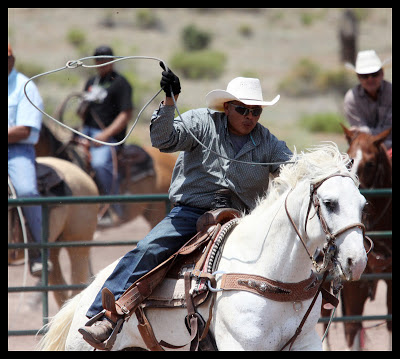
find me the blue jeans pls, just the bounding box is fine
[86,205,207,318]
[82,126,122,217]
[8,144,43,248]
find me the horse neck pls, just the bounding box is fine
[222,182,315,283]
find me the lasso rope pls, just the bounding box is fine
[24,55,294,166]
[24,55,166,147]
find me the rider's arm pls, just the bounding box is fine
[8,125,31,144]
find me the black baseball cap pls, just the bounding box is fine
[93,45,114,57]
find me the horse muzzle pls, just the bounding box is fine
[335,249,367,281]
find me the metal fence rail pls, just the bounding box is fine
[8,189,392,337]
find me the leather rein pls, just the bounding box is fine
[279,172,374,350]
[285,172,373,274]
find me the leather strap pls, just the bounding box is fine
[280,270,330,351]
[135,306,164,351]
[220,272,320,302]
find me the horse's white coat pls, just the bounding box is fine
[39,144,367,351]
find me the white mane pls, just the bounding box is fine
[256,142,358,211]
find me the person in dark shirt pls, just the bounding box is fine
[78,46,133,222]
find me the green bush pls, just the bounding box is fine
[316,68,357,96]
[182,25,212,51]
[279,58,357,97]
[136,9,159,29]
[278,58,321,96]
[170,50,226,79]
[66,28,86,47]
[299,112,346,133]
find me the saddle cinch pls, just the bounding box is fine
[98,208,241,351]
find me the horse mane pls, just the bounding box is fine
[256,142,358,210]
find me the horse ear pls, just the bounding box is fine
[372,127,392,147]
[340,123,356,144]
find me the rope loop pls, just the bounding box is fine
[23,55,294,167]
[66,60,83,69]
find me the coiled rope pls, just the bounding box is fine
[24,55,294,166]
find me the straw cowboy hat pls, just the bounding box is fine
[345,49,392,74]
[205,77,280,112]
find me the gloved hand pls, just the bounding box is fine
[160,62,181,97]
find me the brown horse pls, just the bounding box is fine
[322,126,392,350]
[8,157,99,307]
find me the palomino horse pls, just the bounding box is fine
[35,120,176,229]
[39,144,368,351]
[8,157,99,307]
[322,126,392,350]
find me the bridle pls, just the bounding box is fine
[280,172,374,351]
[285,172,374,275]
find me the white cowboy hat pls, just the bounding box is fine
[205,77,280,112]
[345,49,392,74]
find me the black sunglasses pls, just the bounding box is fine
[229,103,263,117]
[358,70,382,79]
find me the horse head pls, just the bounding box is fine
[308,175,368,281]
[341,124,392,188]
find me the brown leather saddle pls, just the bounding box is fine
[118,144,155,183]
[35,161,71,197]
[97,208,241,351]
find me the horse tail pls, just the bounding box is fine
[36,290,83,351]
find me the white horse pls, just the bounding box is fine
[38,143,368,351]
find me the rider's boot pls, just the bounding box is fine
[78,310,124,350]
[79,316,114,344]
[79,288,126,350]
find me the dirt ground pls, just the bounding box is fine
[8,215,391,351]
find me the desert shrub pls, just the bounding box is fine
[278,58,321,96]
[66,28,86,47]
[170,50,226,79]
[182,25,212,51]
[279,58,357,97]
[299,112,346,133]
[136,9,159,29]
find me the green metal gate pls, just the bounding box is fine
[8,189,392,337]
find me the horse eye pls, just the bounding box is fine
[365,161,375,169]
[323,200,337,212]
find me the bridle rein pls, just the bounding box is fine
[285,172,373,275]
[280,172,373,350]
[205,172,374,351]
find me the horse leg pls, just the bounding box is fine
[48,247,70,307]
[66,246,91,298]
[341,281,370,350]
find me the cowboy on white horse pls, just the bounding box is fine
[79,64,292,349]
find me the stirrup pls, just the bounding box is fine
[81,310,124,351]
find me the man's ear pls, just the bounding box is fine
[223,102,230,116]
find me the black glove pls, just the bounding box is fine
[160,62,181,97]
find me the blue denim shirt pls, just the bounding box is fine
[150,104,292,211]
[8,68,43,145]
